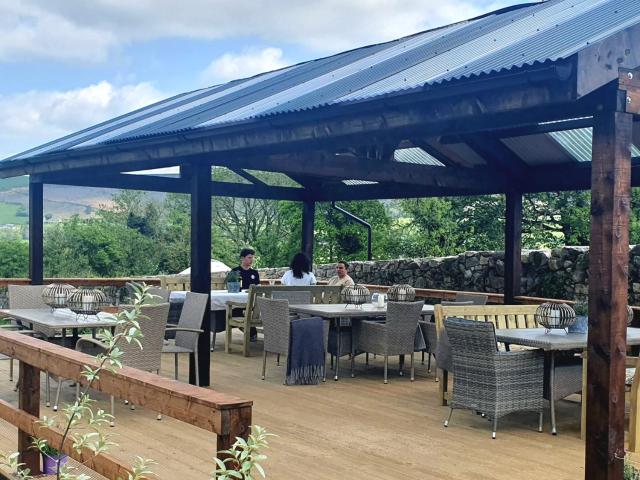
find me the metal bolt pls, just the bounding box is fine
[629,72,634,80]
[628,97,632,104]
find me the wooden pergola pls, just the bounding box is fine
[2,2,640,477]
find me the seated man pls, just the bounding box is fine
[327,260,355,288]
[231,248,260,341]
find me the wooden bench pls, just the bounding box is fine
[433,304,539,405]
[158,274,226,291]
[225,285,342,356]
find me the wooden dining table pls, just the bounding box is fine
[288,303,434,380]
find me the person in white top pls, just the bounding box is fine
[281,252,317,286]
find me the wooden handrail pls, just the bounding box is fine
[0,329,252,477]
[0,278,161,288]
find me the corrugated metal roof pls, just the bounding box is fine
[4,0,640,164]
[342,179,379,186]
[548,127,640,162]
[394,147,445,166]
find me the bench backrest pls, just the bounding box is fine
[158,274,226,291]
[434,304,540,336]
[246,285,343,321]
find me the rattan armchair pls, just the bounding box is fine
[76,303,170,426]
[443,317,544,439]
[163,292,207,385]
[352,301,424,384]
[256,296,328,383]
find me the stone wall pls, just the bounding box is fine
[259,246,640,303]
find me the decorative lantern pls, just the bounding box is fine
[42,283,75,309]
[66,288,109,317]
[535,302,576,333]
[387,284,416,302]
[342,285,370,309]
[628,305,635,325]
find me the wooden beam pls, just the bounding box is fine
[301,201,315,263]
[18,363,40,475]
[463,134,530,182]
[585,103,633,479]
[37,172,307,201]
[504,192,522,304]
[190,161,212,387]
[28,180,43,285]
[229,168,267,185]
[0,67,580,178]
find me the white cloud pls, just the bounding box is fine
[1,0,515,62]
[200,47,289,85]
[0,81,165,159]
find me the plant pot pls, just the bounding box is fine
[568,315,588,334]
[227,282,241,293]
[42,453,68,474]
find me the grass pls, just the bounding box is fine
[0,202,27,225]
[0,176,28,192]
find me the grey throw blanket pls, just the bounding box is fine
[286,316,325,385]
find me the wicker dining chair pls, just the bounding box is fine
[162,292,207,385]
[443,317,544,439]
[256,296,328,383]
[352,301,424,384]
[76,303,170,426]
[6,284,60,404]
[454,292,489,305]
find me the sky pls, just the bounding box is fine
[0,0,516,161]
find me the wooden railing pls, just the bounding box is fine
[0,278,161,288]
[0,329,252,478]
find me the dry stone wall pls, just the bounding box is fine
[259,246,640,303]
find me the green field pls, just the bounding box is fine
[0,202,27,224]
[0,176,28,192]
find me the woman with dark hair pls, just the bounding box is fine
[281,252,317,286]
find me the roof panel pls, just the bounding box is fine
[4,0,640,165]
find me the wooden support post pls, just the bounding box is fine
[18,363,40,475]
[585,100,632,480]
[215,406,252,466]
[28,180,43,285]
[190,162,212,387]
[504,191,522,304]
[301,200,315,263]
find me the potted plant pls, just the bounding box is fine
[39,442,68,475]
[226,271,241,293]
[569,297,588,334]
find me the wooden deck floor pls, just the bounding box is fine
[0,334,586,479]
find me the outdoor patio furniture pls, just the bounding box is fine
[454,292,489,305]
[443,317,544,439]
[162,292,207,385]
[256,296,328,383]
[76,302,170,426]
[420,301,472,373]
[351,300,424,383]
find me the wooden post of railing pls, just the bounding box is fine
[215,406,253,453]
[18,363,41,475]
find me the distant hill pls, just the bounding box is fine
[0,176,165,226]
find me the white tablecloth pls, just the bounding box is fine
[169,289,249,311]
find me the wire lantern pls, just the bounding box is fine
[342,285,370,309]
[67,288,109,317]
[628,305,635,325]
[387,284,416,302]
[41,283,75,310]
[535,302,576,333]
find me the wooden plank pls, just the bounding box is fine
[216,406,253,453]
[28,180,43,285]
[504,192,523,304]
[190,161,212,387]
[0,277,161,288]
[0,330,252,435]
[619,68,640,116]
[585,104,633,479]
[0,399,132,479]
[18,363,40,475]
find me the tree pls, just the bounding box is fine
[0,240,28,277]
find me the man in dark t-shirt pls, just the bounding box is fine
[231,248,260,341]
[231,248,260,289]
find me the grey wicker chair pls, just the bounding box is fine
[6,284,59,405]
[147,287,171,303]
[76,303,170,426]
[256,296,328,383]
[163,292,207,385]
[454,292,489,305]
[352,301,424,384]
[443,317,544,439]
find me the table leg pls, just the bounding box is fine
[581,350,588,440]
[550,351,557,435]
[62,328,68,348]
[71,328,79,348]
[334,319,340,381]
